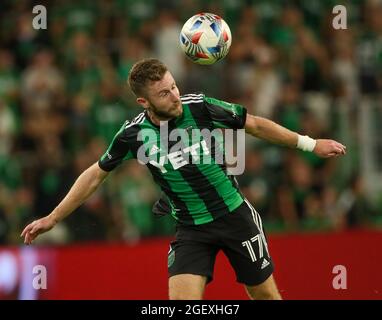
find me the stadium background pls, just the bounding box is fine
[0,0,381,299]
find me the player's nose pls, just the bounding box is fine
[170,91,179,102]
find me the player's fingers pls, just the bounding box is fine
[20,227,28,237]
[21,224,33,237]
[25,230,37,245]
[331,147,342,155]
[336,143,346,153]
[30,225,40,235]
[24,232,32,245]
[332,148,343,155]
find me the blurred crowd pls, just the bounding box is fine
[0,0,381,245]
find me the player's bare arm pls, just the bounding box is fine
[20,162,109,245]
[244,114,346,158]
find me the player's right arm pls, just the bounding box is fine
[21,162,109,245]
[21,118,137,245]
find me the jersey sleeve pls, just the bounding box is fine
[204,96,247,129]
[98,124,134,172]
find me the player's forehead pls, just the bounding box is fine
[147,71,175,94]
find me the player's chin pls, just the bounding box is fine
[172,104,183,117]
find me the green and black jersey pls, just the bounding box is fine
[98,93,247,225]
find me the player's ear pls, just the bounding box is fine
[136,97,149,109]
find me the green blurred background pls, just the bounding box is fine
[0,0,382,245]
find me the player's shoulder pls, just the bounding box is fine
[180,92,205,104]
[120,112,146,135]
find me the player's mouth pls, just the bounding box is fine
[173,101,183,116]
[172,100,180,109]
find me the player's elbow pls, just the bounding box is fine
[244,114,261,136]
[86,162,109,189]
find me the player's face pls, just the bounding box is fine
[138,71,182,120]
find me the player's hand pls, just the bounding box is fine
[313,139,346,158]
[20,215,57,245]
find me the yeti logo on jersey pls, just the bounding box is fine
[149,140,210,173]
[136,119,246,175]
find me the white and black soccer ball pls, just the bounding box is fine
[179,13,232,65]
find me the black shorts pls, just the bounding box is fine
[168,199,274,286]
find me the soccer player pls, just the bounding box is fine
[21,58,346,300]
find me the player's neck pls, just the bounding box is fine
[147,110,172,126]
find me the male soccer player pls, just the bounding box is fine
[21,58,346,300]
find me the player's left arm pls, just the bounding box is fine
[244,114,346,158]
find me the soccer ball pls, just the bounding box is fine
[179,13,232,65]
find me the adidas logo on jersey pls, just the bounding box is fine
[261,258,270,269]
[149,144,161,156]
